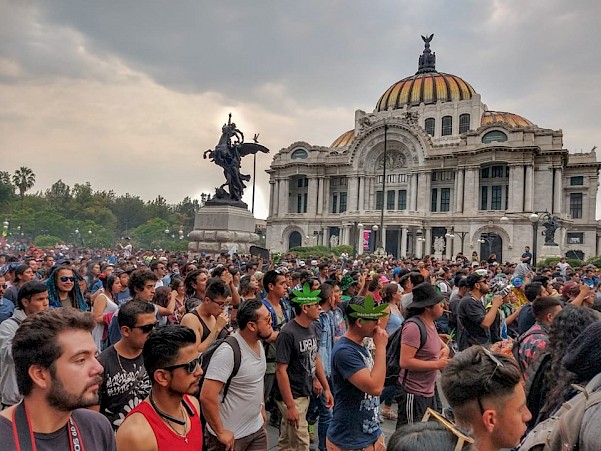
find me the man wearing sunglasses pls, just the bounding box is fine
[456,273,503,351]
[97,300,154,430]
[441,346,531,451]
[201,299,273,450]
[116,325,203,450]
[0,280,49,409]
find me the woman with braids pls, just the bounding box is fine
[524,305,601,430]
[91,273,121,351]
[45,265,87,311]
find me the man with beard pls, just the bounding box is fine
[201,299,273,450]
[116,325,203,450]
[457,272,503,351]
[0,280,49,408]
[0,308,115,450]
[97,299,154,430]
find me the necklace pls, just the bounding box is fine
[149,393,187,426]
[115,349,139,385]
[164,405,189,443]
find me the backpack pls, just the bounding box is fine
[199,335,242,402]
[384,316,427,386]
[518,372,601,450]
[512,327,543,373]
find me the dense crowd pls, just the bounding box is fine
[0,243,600,450]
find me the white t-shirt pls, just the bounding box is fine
[204,332,265,439]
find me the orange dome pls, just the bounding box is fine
[331,129,355,148]
[376,72,476,111]
[481,111,533,128]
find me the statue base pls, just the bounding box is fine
[539,244,562,260]
[188,204,259,256]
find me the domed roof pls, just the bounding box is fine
[331,129,355,147]
[376,35,476,112]
[481,111,533,128]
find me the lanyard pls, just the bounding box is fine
[12,401,85,451]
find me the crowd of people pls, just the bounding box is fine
[0,243,600,450]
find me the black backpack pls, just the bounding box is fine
[385,316,427,386]
[199,335,242,402]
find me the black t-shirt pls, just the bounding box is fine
[0,408,116,451]
[517,303,536,335]
[457,294,490,351]
[97,345,151,430]
[275,319,318,399]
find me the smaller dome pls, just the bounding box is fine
[331,129,355,148]
[481,111,533,128]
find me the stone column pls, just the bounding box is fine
[509,165,524,212]
[317,177,325,215]
[307,177,318,215]
[269,180,275,217]
[417,172,432,212]
[455,168,464,213]
[339,225,345,246]
[381,225,387,251]
[463,168,478,215]
[410,173,418,211]
[553,168,563,214]
[278,177,289,217]
[415,228,423,259]
[273,179,280,216]
[525,165,534,212]
[445,230,452,260]
[358,176,365,212]
[424,227,432,256]
[348,177,359,211]
[368,176,375,211]
[400,226,408,258]
[358,223,365,255]
[323,177,330,214]
[322,226,328,246]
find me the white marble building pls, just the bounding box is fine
[265,37,601,262]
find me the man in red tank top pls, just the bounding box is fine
[116,324,204,450]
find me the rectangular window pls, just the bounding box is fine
[431,188,438,212]
[303,193,308,213]
[425,118,435,136]
[491,186,502,210]
[492,166,504,178]
[567,232,584,244]
[387,174,396,183]
[297,178,304,188]
[570,193,583,219]
[331,177,338,187]
[459,113,470,134]
[481,167,490,179]
[398,190,407,210]
[570,176,584,186]
[297,194,302,213]
[387,190,395,210]
[339,192,347,213]
[440,188,450,212]
[431,171,438,182]
[480,186,488,210]
[332,194,338,213]
[376,191,383,210]
[377,175,384,184]
[339,177,347,186]
[398,174,408,183]
[442,116,452,136]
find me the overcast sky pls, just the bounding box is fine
[1,0,600,221]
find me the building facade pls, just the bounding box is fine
[265,37,601,262]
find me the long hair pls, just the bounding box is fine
[45,266,87,311]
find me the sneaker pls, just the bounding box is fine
[381,405,398,421]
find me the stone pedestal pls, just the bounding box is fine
[539,244,562,260]
[188,205,259,255]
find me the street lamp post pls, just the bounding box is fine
[372,225,379,254]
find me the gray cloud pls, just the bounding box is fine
[1,0,600,220]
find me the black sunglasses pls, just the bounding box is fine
[477,348,505,414]
[162,356,201,374]
[59,276,75,282]
[133,321,159,333]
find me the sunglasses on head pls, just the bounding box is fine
[477,348,505,414]
[161,356,201,374]
[133,321,159,333]
[59,276,75,282]
[422,408,474,450]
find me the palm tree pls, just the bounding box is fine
[12,166,36,209]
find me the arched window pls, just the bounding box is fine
[442,116,452,136]
[291,148,308,159]
[482,131,508,144]
[459,114,470,134]
[424,118,435,136]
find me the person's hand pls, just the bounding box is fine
[439,345,450,359]
[286,404,300,429]
[492,295,504,308]
[372,326,388,349]
[216,430,235,450]
[221,271,233,285]
[312,377,323,397]
[436,357,452,369]
[216,312,229,332]
[323,389,334,409]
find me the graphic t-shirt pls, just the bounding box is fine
[275,319,318,399]
[97,345,151,430]
[327,337,380,449]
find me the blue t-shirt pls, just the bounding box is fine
[327,337,381,449]
[0,297,15,323]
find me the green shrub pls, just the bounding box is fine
[537,256,582,269]
[34,235,63,247]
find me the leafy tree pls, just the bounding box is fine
[12,166,36,209]
[110,194,149,234]
[0,171,15,208]
[45,179,71,211]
